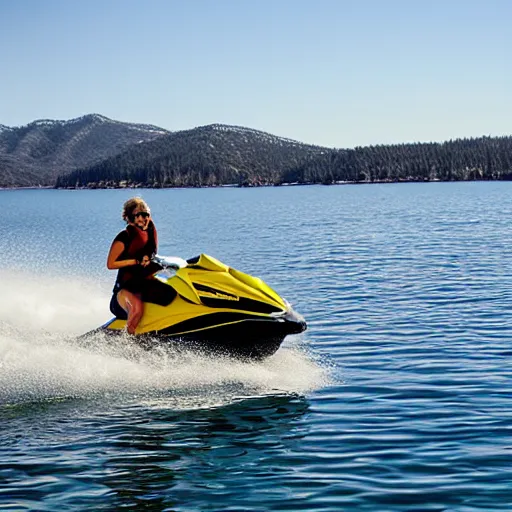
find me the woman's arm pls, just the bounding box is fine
[106,241,138,270]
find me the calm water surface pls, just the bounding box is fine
[1,182,511,511]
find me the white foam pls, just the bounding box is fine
[0,270,108,335]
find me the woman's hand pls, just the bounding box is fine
[140,255,151,267]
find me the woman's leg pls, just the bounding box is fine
[117,289,144,334]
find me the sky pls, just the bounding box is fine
[0,0,510,148]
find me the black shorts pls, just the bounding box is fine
[109,292,128,320]
[109,279,176,319]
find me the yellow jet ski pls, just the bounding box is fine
[85,254,306,359]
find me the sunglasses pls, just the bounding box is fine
[132,211,150,219]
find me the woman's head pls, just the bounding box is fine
[122,197,151,225]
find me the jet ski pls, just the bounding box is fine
[83,254,307,359]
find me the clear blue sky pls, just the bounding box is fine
[0,0,510,148]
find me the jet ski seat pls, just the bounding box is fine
[141,278,177,307]
[110,279,178,320]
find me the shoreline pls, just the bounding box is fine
[2,177,510,191]
[0,185,54,190]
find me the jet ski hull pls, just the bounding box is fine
[94,309,306,360]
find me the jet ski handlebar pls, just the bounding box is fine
[151,254,188,270]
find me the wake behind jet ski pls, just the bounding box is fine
[83,254,307,359]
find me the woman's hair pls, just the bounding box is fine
[122,197,150,222]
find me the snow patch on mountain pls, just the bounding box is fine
[13,114,170,135]
[205,124,323,149]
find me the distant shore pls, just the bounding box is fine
[1,180,427,190]
[0,185,54,190]
[1,178,501,191]
[3,177,510,191]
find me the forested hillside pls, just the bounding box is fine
[0,114,169,187]
[56,124,328,188]
[56,128,512,188]
[282,136,512,184]
[2,113,511,189]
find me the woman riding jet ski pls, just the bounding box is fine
[87,253,307,360]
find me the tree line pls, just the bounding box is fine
[55,129,512,188]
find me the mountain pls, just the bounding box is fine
[56,123,329,188]
[0,114,169,187]
[3,114,512,189]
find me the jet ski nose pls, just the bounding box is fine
[283,308,307,334]
[289,319,307,334]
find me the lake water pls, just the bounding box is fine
[1,182,512,511]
